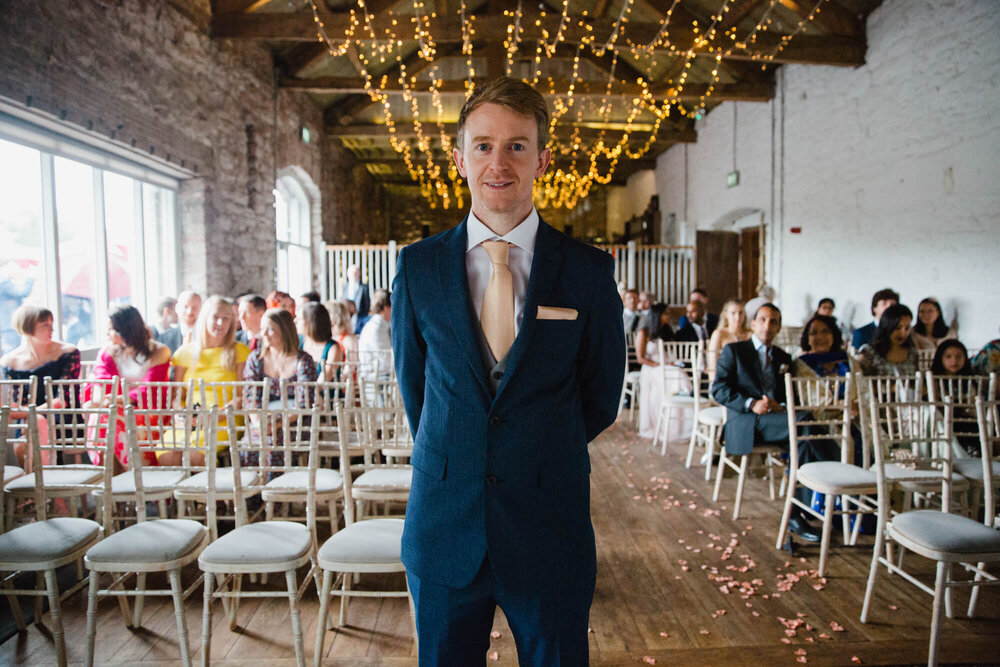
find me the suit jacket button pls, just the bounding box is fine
[489,415,501,426]
[492,371,503,380]
[485,475,499,486]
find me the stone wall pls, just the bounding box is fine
[654,0,1000,348]
[0,0,381,296]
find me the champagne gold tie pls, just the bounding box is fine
[480,240,515,360]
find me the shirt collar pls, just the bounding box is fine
[751,334,768,352]
[466,208,539,254]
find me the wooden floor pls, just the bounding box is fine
[2,418,998,665]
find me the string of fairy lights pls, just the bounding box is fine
[306,0,830,209]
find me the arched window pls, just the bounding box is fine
[274,174,312,297]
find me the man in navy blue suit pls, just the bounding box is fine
[851,287,899,350]
[392,77,625,665]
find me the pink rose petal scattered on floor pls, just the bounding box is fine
[642,657,656,665]
[780,638,792,644]
[851,657,862,664]
[818,633,831,640]
[888,604,898,611]
[659,632,669,637]
[795,649,808,656]
[490,631,501,639]
[796,657,808,664]
[699,629,710,635]
[489,651,499,661]
[830,622,845,632]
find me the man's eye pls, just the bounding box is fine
[475,143,490,151]
[510,143,524,151]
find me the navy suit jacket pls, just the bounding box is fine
[391,217,625,595]
[677,312,719,333]
[852,322,876,350]
[710,339,792,455]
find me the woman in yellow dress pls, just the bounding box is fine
[158,295,250,466]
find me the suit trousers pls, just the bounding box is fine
[407,554,592,666]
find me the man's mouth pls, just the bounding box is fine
[484,180,513,190]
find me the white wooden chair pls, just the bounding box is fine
[0,377,37,493]
[927,372,998,516]
[83,404,210,667]
[198,404,320,667]
[860,396,1000,667]
[685,351,725,480]
[774,374,878,576]
[351,394,413,519]
[0,405,112,667]
[654,340,702,455]
[618,331,640,423]
[916,348,936,372]
[313,404,413,666]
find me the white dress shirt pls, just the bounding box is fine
[358,314,392,378]
[466,208,538,335]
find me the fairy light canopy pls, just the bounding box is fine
[213,0,880,209]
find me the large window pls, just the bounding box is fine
[275,175,312,297]
[0,134,178,349]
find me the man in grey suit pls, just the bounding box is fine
[340,265,371,320]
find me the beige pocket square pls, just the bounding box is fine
[537,306,578,320]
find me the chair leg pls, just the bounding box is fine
[313,569,333,667]
[766,454,777,501]
[704,425,718,482]
[201,569,215,667]
[685,425,698,469]
[860,515,886,623]
[34,572,43,627]
[85,572,99,667]
[339,571,351,626]
[43,568,67,667]
[3,574,24,631]
[818,494,835,578]
[285,569,305,667]
[168,569,192,667]
[968,561,987,618]
[733,456,750,521]
[659,407,674,456]
[228,574,242,631]
[133,572,147,628]
[775,484,795,550]
[713,449,728,502]
[928,561,949,667]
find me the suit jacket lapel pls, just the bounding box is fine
[495,219,564,398]
[437,219,491,397]
[744,340,767,392]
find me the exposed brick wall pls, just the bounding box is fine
[0,0,380,297]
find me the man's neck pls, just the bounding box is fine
[470,203,533,237]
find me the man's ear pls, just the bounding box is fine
[535,147,552,178]
[453,147,467,178]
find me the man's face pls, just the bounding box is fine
[690,291,708,306]
[453,103,551,227]
[638,292,652,311]
[238,301,263,333]
[751,306,782,345]
[686,301,706,325]
[873,298,896,320]
[177,293,202,329]
[623,291,638,312]
[348,266,361,283]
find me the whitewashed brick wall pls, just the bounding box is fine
[654,0,1000,348]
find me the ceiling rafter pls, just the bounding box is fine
[328,121,697,144]
[778,0,863,36]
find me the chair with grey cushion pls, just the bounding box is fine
[83,402,210,667]
[349,392,413,519]
[0,405,112,667]
[198,404,320,667]
[0,378,37,505]
[313,404,413,666]
[860,396,1000,667]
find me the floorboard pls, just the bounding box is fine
[1,418,997,664]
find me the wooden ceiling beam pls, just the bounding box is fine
[287,76,773,102]
[778,0,864,37]
[284,43,331,76]
[329,122,697,144]
[717,0,767,33]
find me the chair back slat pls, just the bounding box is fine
[975,398,999,527]
[785,374,854,467]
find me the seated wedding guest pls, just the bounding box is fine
[87,304,171,468]
[677,287,719,332]
[852,287,899,350]
[297,302,343,381]
[712,303,831,542]
[794,314,849,378]
[0,304,81,470]
[150,296,178,340]
[296,290,321,314]
[266,290,296,316]
[745,285,777,322]
[707,299,750,376]
[911,297,958,350]
[815,297,836,318]
[636,303,680,440]
[327,300,359,367]
[158,290,201,352]
[236,294,266,351]
[358,290,392,379]
[676,299,716,343]
[622,288,641,333]
[971,331,1000,374]
[637,291,653,331]
[930,339,979,455]
[857,303,918,376]
[160,295,250,466]
[340,264,371,320]
[244,308,318,407]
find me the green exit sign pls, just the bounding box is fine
[301,126,311,144]
[726,170,740,188]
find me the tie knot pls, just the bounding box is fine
[482,240,510,266]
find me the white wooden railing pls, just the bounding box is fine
[323,240,693,306]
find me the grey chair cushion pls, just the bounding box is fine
[176,468,257,493]
[698,406,726,425]
[354,468,412,492]
[798,462,877,491]
[5,468,101,491]
[263,469,343,494]
[885,464,966,485]
[891,510,1000,554]
[86,520,206,563]
[953,458,1000,482]
[103,470,187,495]
[3,466,24,483]
[0,518,100,563]
[318,518,404,566]
[199,521,311,565]
[663,395,696,406]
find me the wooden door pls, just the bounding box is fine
[739,227,760,302]
[695,230,739,307]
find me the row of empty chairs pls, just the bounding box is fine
[0,374,413,667]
